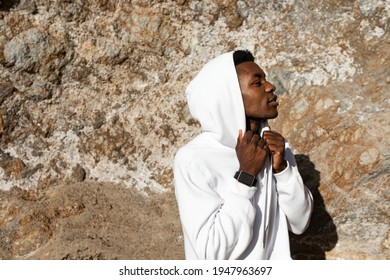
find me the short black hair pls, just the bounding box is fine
[233,50,254,66]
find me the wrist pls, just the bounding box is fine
[273,160,287,173]
[238,166,256,177]
[234,170,257,187]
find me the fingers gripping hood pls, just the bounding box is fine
[185,52,246,148]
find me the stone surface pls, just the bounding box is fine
[0,182,183,259]
[0,0,389,259]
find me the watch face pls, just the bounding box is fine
[235,171,257,187]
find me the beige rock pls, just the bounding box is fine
[0,156,26,180]
[0,109,4,135]
[0,0,388,260]
[0,182,183,259]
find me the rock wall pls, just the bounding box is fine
[0,0,388,259]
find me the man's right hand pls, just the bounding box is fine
[235,129,270,176]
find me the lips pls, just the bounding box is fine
[268,95,279,107]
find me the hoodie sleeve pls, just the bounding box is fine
[174,151,257,260]
[274,146,313,234]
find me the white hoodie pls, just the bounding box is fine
[174,52,313,260]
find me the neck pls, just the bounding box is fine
[247,118,265,134]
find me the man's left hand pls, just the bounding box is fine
[262,130,287,173]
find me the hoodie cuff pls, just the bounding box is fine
[226,177,257,199]
[273,161,292,183]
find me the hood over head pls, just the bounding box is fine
[186,52,269,148]
[185,52,246,148]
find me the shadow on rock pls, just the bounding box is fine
[289,154,338,260]
[0,0,20,11]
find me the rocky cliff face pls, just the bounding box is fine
[0,0,388,259]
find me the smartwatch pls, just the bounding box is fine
[234,171,257,187]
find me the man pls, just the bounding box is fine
[174,50,313,260]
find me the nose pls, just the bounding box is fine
[265,81,276,93]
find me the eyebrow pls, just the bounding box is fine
[252,72,266,79]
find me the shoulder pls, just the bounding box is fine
[175,133,216,164]
[174,133,228,180]
[174,137,219,191]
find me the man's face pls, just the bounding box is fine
[236,61,278,122]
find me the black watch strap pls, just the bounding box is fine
[234,171,257,187]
